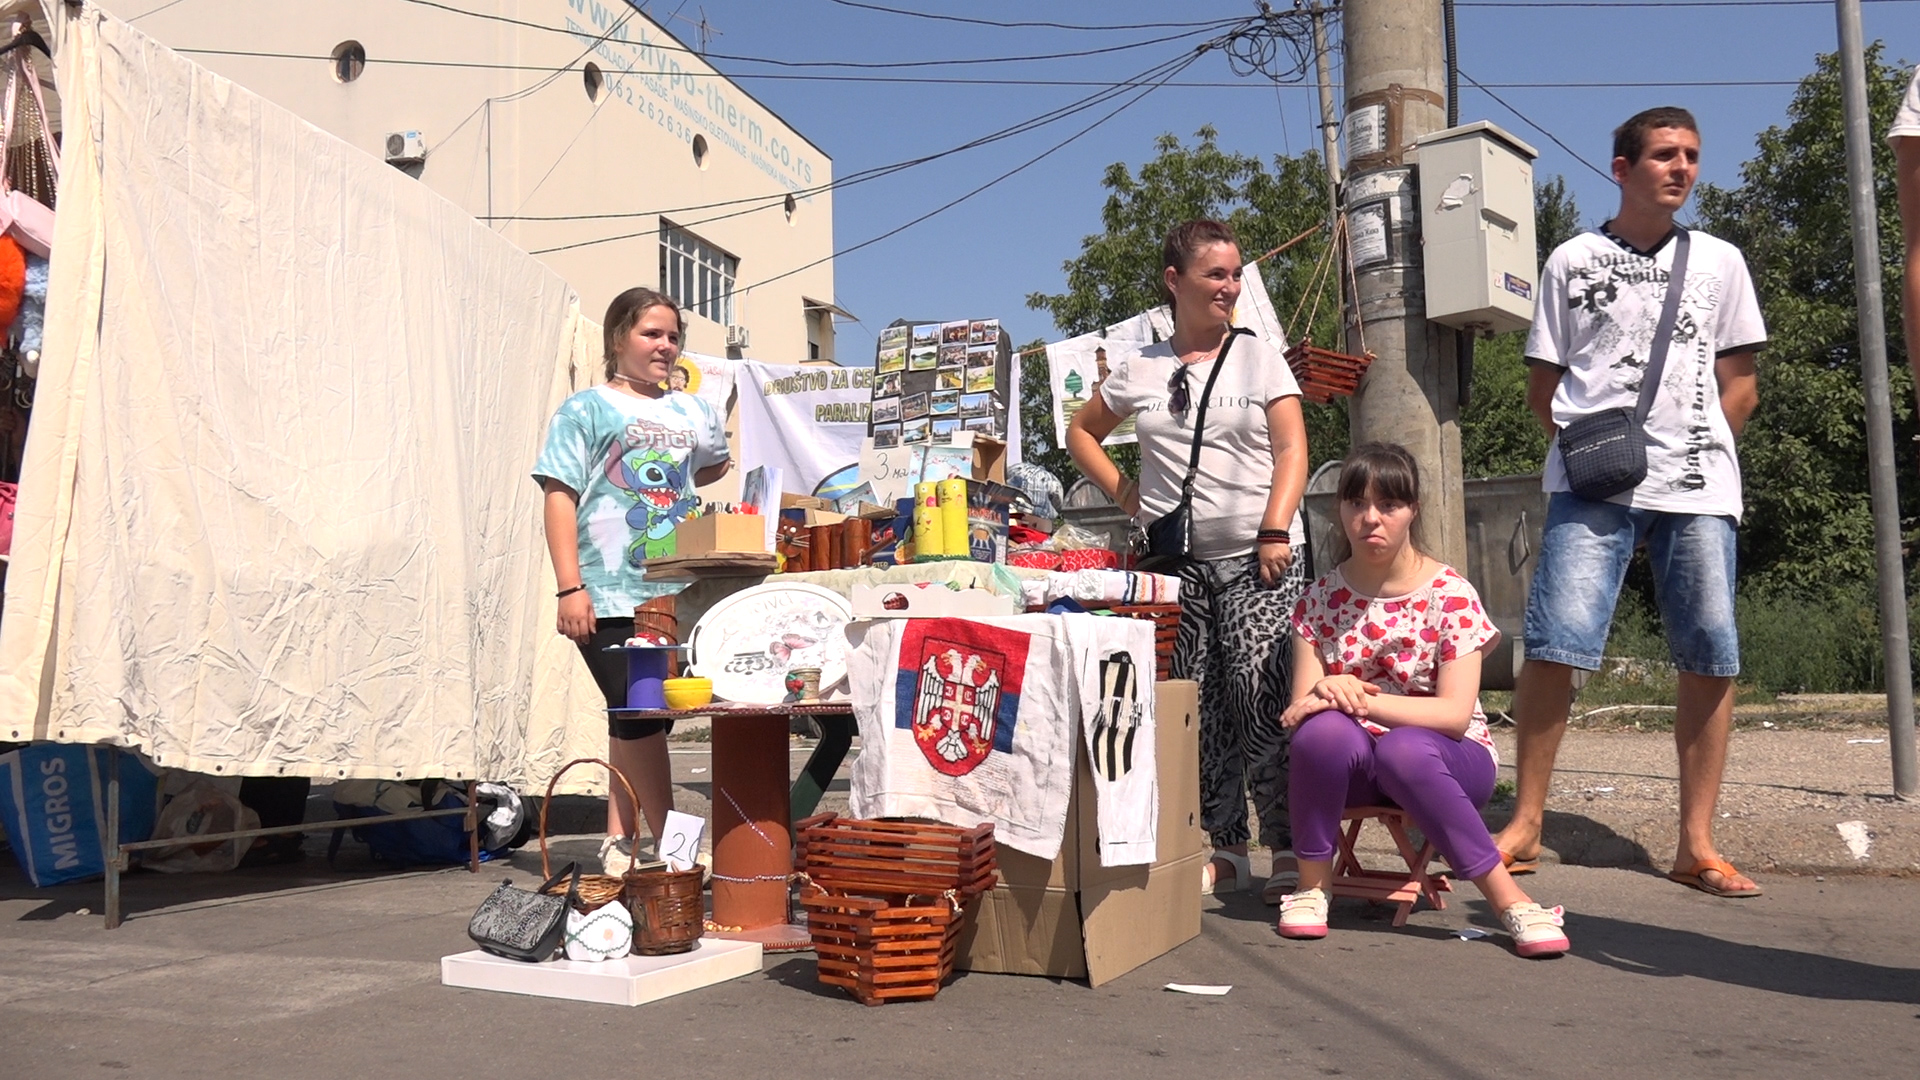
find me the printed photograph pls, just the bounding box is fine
[931,418,959,440]
[903,417,930,443]
[874,371,902,398]
[902,392,930,420]
[966,344,996,368]
[909,345,938,371]
[969,319,1000,345]
[871,397,901,424]
[941,320,970,345]
[965,366,995,393]
[872,422,901,449]
[963,416,998,433]
[936,367,965,392]
[930,390,959,416]
[877,345,906,374]
[879,324,910,348]
[960,391,991,418]
[911,324,940,348]
[939,341,968,366]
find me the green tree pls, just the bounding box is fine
[1692,43,1915,594]
[1022,128,1349,482]
[1534,173,1585,269]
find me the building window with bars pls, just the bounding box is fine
[659,220,738,326]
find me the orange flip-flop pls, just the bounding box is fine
[1499,849,1539,875]
[1668,857,1762,897]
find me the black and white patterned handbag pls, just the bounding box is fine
[467,863,580,962]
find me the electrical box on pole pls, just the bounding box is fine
[1415,121,1539,335]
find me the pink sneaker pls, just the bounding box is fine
[1277,888,1329,939]
[1501,902,1569,958]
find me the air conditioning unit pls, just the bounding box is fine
[384,130,426,165]
[725,324,750,349]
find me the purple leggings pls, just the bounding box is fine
[1288,710,1501,880]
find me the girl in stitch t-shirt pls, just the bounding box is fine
[1275,443,1569,959]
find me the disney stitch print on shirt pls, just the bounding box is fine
[532,387,728,616]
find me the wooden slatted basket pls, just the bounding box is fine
[795,814,998,1006]
[1285,342,1375,404]
[1108,603,1181,682]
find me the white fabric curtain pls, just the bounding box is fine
[0,8,611,789]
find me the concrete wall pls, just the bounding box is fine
[101,0,837,364]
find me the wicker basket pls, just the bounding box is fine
[1109,603,1181,682]
[624,864,706,955]
[538,757,647,912]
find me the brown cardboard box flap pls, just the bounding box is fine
[954,679,1201,981]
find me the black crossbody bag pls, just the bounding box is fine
[1557,228,1691,501]
[1138,329,1245,572]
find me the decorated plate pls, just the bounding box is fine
[687,582,853,704]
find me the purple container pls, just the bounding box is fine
[624,647,674,710]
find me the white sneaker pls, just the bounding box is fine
[598,834,655,877]
[1276,887,1329,939]
[1500,902,1569,958]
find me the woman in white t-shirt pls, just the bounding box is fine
[1066,220,1311,902]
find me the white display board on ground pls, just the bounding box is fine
[441,938,763,1007]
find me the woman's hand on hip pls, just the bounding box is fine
[557,590,597,644]
[1311,674,1379,717]
[1256,540,1292,586]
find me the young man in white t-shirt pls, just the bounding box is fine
[1894,65,1920,410]
[1491,108,1768,898]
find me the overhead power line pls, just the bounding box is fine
[724,49,1216,297]
[522,41,1217,237]
[825,1,1247,31]
[1458,69,1615,184]
[392,0,1230,71]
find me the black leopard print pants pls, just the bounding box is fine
[1173,551,1306,850]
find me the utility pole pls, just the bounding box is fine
[1305,2,1343,316]
[1834,0,1916,798]
[1339,0,1466,570]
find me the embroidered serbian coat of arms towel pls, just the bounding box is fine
[848,614,1159,865]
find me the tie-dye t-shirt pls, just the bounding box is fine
[532,386,728,617]
[1290,564,1500,761]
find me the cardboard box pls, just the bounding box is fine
[850,583,1021,619]
[955,679,1202,985]
[970,436,1008,483]
[779,493,847,527]
[670,513,769,557]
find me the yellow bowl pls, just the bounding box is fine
[662,678,713,710]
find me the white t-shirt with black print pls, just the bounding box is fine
[1099,330,1304,561]
[1889,64,1920,141]
[1525,228,1767,521]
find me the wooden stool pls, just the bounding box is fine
[1327,805,1452,926]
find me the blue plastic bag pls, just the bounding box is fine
[0,744,160,887]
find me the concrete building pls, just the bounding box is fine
[98,0,843,364]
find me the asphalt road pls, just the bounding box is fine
[3,731,1916,1079]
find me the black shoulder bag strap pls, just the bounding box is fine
[1173,327,1247,504]
[1632,227,1691,428]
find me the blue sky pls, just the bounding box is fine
[646,0,1919,360]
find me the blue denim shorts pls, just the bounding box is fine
[1523,492,1740,677]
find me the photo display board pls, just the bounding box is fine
[869,318,1011,450]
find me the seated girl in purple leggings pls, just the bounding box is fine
[1276,443,1569,959]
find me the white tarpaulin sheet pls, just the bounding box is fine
[0,8,612,788]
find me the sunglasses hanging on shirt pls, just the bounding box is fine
[1167,365,1191,417]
